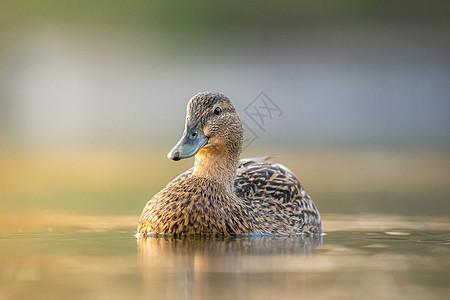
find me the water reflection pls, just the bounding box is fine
[138,234,323,256]
[138,235,322,299]
[1,213,448,299]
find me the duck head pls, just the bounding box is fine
[167,92,243,162]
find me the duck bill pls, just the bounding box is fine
[167,127,208,161]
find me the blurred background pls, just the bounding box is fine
[1,0,449,218]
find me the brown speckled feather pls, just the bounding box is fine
[235,159,322,234]
[138,173,257,235]
[138,158,321,235]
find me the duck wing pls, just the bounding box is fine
[234,157,322,234]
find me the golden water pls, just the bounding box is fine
[1,213,448,300]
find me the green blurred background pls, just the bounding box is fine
[1,1,449,218]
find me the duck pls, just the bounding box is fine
[137,92,321,236]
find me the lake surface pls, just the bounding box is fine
[0,213,448,300]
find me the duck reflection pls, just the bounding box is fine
[138,235,322,299]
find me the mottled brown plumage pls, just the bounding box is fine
[137,92,321,236]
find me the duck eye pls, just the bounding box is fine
[214,107,221,115]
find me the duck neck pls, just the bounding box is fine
[193,144,240,192]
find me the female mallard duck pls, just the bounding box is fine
[138,92,321,236]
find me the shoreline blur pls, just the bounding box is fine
[1,144,448,217]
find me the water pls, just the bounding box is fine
[0,213,448,300]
